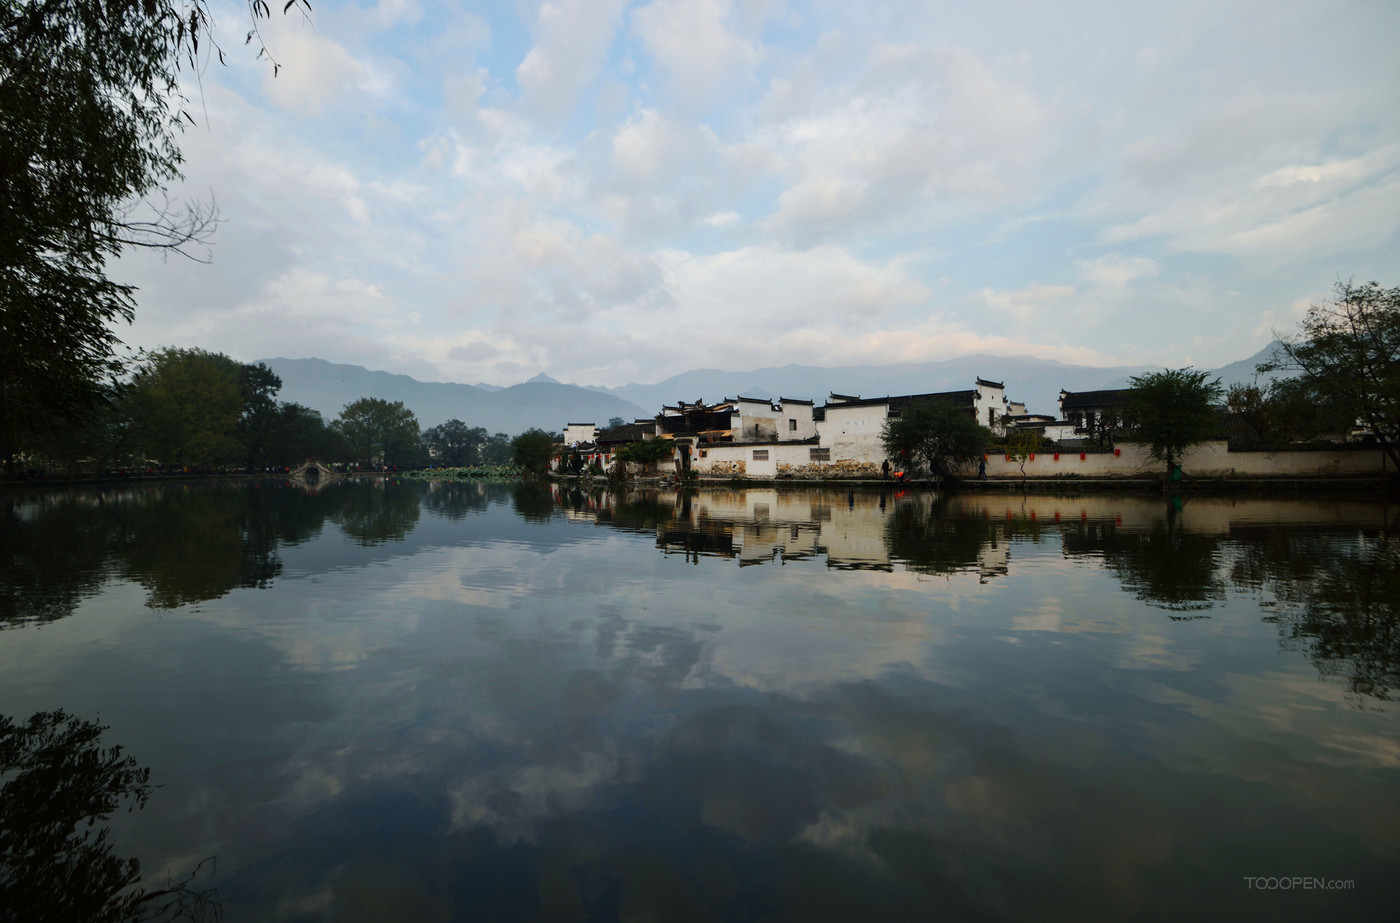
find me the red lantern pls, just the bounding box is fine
[1053,452,1060,461]
[1080,452,1086,461]
[1114,448,1121,457]
[1029,453,1035,461]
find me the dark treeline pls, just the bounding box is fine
[9,347,517,477]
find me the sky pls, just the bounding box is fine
[114,0,1400,388]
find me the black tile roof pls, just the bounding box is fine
[778,397,814,405]
[1059,389,1132,409]
[976,378,1004,389]
[823,390,978,411]
[595,422,651,444]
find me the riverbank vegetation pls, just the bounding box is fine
[5,348,530,480]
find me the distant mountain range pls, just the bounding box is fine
[263,344,1281,435]
[260,358,651,433]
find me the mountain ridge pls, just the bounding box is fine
[263,345,1280,436]
[259,358,651,434]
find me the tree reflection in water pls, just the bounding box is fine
[0,480,449,626]
[330,480,422,546]
[884,494,1002,578]
[420,480,491,522]
[1061,503,1226,615]
[1232,528,1400,704]
[558,488,1400,706]
[510,482,558,523]
[0,711,216,922]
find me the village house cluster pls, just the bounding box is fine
[557,375,1387,480]
[559,378,1112,477]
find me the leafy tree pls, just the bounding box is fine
[129,347,244,466]
[1124,368,1224,479]
[1005,430,1041,482]
[481,432,513,465]
[334,398,421,468]
[511,428,560,474]
[25,379,139,477]
[881,400,991,481]
[1225,382,1272,444]
[266,402,343,468]
[606,416,627,430]
[422,419,487,467]
[0,1,310,475]
[237,361,283,469]
[614,437,675,473]
[1226,377,1353,447]
[1261,280,1400,469]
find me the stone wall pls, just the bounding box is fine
[982,441,1386,478]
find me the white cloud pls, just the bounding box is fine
[756,43,1062,246]
[974,284,1076,326]
[1077,255,1159,290]
[517,0,628,120]
[261,28,372,115]
[106,1,1400,387]
[631,0,761,107]
[1096,91,1400,264]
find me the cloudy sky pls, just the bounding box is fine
[115,0,1400,387]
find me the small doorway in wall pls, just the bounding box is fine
[679,444,691,471]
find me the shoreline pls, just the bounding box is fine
[546,472,1398,496]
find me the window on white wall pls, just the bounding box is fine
[789,419,797,431]
[752,450,769,461]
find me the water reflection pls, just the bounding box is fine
[552,485,1400,706]
[1,479,459,622]
[329,480,422,546]
[1231,527,1400,703]
[1062,505,1227,615]
[0,710,216,922]
[1,482,1398,919]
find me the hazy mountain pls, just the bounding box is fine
[266,342,1282,436]
[1100,341,1286,392]
[586,346,1285,417]
[261,358,649,434]
[1209,340,1286,388]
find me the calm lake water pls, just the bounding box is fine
[2,478,1397,921]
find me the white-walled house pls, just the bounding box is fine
[815,381,1011,466]
[563,423,597,447]
[567,377,1022,478]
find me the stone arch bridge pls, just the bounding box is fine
[288,459,339,483]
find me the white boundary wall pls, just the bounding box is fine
[691,443,884,478]
[983,441,1386,478]
[684,440,1386,479]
